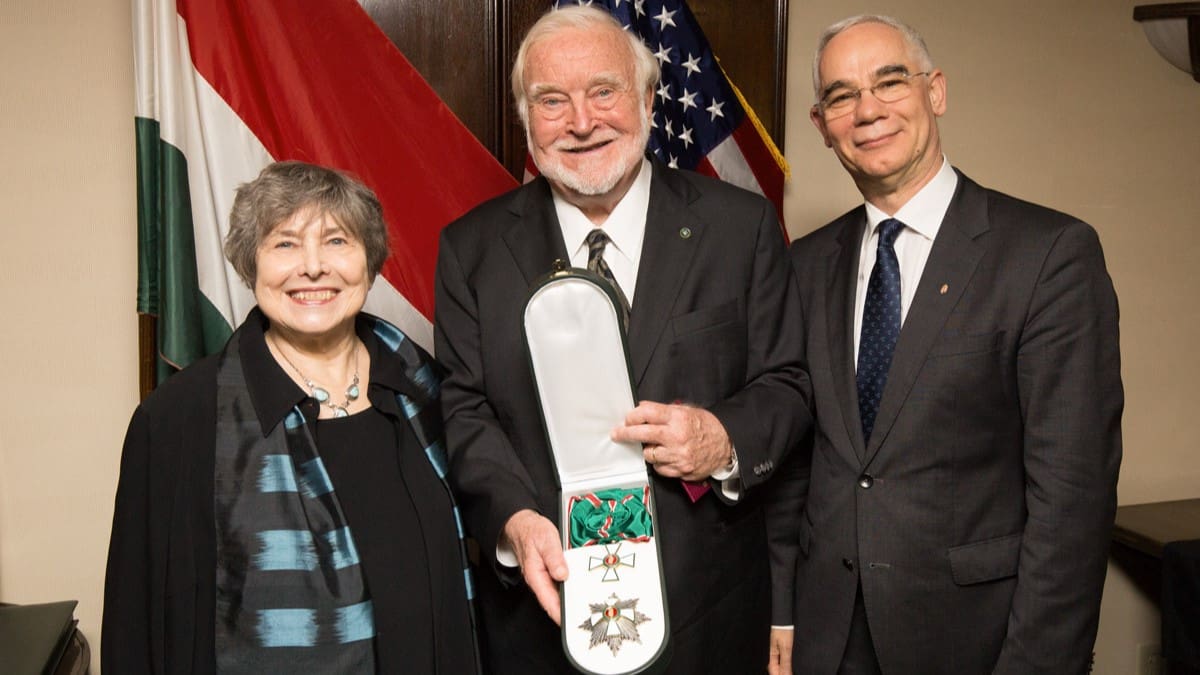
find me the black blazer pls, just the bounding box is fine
[434,162,811,674]
[781,171,1122,674]
[102,311,478,674]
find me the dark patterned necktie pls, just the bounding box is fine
[856,218,904,442]
[585,228,631,328]
[586,229,709,501]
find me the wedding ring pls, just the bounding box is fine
[649,447,657,464]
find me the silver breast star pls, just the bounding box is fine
[579,593,650,655]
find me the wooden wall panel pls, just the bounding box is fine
[359,0,501,156]
[688,0,788,146]
[498,1,550,176]
[363,0,787,179]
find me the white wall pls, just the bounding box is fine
[0,1,137,670]
[0,1,1196,673]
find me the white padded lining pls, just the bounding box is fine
[524,276,644,484]
[525,274,669,673]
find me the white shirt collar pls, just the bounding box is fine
[553,158,652,265]
[863,156,958,242]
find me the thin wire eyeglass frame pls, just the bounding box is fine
[815,71,932,121]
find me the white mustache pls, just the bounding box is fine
[554,137,616,153]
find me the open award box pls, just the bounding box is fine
[523,265,670,675]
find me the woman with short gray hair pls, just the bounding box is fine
[103,161,479,674]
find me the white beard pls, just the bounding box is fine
[529,111,651,197]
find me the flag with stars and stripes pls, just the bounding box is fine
[551,0,790,234]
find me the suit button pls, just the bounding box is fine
[858,474,874,489]
[842,558,854,571]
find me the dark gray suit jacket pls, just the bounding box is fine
[781,171,1122,674]
[435,162,811,674]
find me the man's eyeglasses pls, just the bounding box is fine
[816,72,930,121]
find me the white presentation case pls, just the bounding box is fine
[523,265,671,675]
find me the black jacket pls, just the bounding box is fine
[102,310,478,674]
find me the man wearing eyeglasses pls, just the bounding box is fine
[771,14,1123,675]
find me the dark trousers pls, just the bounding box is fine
[838,585,882,675]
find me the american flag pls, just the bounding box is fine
[553,0,789,235]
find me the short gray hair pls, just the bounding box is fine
[224,161,389,287]
[511,4,659,128]
[812,15,934,101]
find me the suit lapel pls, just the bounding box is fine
[628,163,702,387]
[501,178,570,287]
[863,173,990,467]
[825,212,869,465]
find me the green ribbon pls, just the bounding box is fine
[567,487,653,549]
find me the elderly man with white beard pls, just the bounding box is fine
[432,4,811,673]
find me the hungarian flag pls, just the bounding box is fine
[135,0,517,382]
[549,0,790,234]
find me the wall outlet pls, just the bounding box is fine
[1137,643,1163,675]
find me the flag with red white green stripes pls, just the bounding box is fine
[134,0,517,382]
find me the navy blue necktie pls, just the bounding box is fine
[857,218,904,442]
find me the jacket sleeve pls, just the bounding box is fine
[763,434,812,625]
[763,241,816,626]
[994,220,1122,673]
[102,405,157,675]
[434,228,542,579]
[708,200,813,497]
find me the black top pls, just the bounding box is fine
[102,310,477,674]
[316,410,435,674]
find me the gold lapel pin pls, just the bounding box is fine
[939,283,949,295]
[679,226,692,239]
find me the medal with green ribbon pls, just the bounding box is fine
[567,487,653,549]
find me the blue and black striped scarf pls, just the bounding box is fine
[212,314,474,674]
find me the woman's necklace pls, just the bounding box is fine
[271,337,361,418]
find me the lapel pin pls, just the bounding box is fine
[678,226,692,239]
[939,283,949,295]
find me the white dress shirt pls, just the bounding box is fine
[853,157,958,365]
[554,158,651,303]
